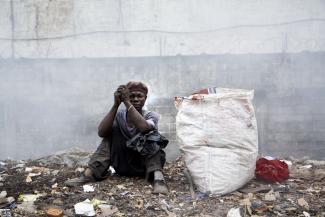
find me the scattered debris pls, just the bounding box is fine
[305,160,325,166]
[25,166,49,173]
[0,153,324,216]
[239,185,271,194]
[227,207,242,217]
[0,191,7,199]
[52,170,60,176]
[251,200,269,214]
[303,211,311,217]
[18,194,41,202]
[16,201,37,214]
[83,184,95,192]
[108,166,116,175]
[25,175,33,183]
[299,165,312,169]
[91,198,106,207]
[46,207,64,217]
[0,208,12,217]
[297,197,309,210]
[75,167,85,173]
[283,160,293,167]
[264,190,276,201]
[74,199,95,216]
[255,157,289,183]
[97,204,118,217]
[116,184,126,190]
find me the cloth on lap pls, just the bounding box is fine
[126,131,169,157]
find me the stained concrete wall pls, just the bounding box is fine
[1,0,325,58]
[0,0,325,160]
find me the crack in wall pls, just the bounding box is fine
[0,18,325,41]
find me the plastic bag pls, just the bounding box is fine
[175,88,258,195]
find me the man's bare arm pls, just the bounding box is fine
[98,86,124,137]
[119,86,153,133]
[97,104,119,137]
[124,101,153,133]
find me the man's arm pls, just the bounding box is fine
[97,86,123,137]
[124,101,153,133]
[119,87,154,133]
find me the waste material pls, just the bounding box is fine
[251,200,268,214]
[97,204,118,217]
[297,197,309,210]
[83,184,95,192]
[18,194,41,202]
[16,201,37,214]
[75,167,85,173]
[0,191,7,199]
[299,165,312,169]
[25,176,32,183]
[91,198,106,207]
[283,160,293,167]
[74,199,95,216]
[0,163,6,175]
[108,166,116,175]
[304,160,325,166]
[255,157,289,183]
[303,211,311,217]
[27,172,41,177]
[264,190,276,201]
[0,209,12,217]
[175,88,258,195]
[239,185,272,193]
[226,207,242,217]
[0,152,324,216]
[46,207,64,217]
[25,166,49,173]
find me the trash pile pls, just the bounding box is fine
[0,152,325,216]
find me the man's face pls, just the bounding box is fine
[129,91,147,110]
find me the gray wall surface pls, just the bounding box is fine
[1,0,325,160]
[1,53,325,160]
[1,0,325,58]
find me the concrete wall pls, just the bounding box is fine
[0,0,325,160]
[1,0,325,58]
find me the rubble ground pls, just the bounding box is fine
[0,153,324,217]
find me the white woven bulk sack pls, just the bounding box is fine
[175,88,258,195]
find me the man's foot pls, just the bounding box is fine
[153,180,169,194]
[64,174,95,187]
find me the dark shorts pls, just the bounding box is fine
[88,126,166,181]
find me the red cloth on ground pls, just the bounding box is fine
[255,158,289,183]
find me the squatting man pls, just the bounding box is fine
[65,81,169,194]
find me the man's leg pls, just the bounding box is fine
[145,150,169,194]
[88,137,111,180]
[65,137,111,186]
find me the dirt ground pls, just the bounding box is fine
[0,152,324,217]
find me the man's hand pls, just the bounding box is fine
[99,84,127,138]
[114,85,127,106]
[119,86,130,103]
[114,90,122,106]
